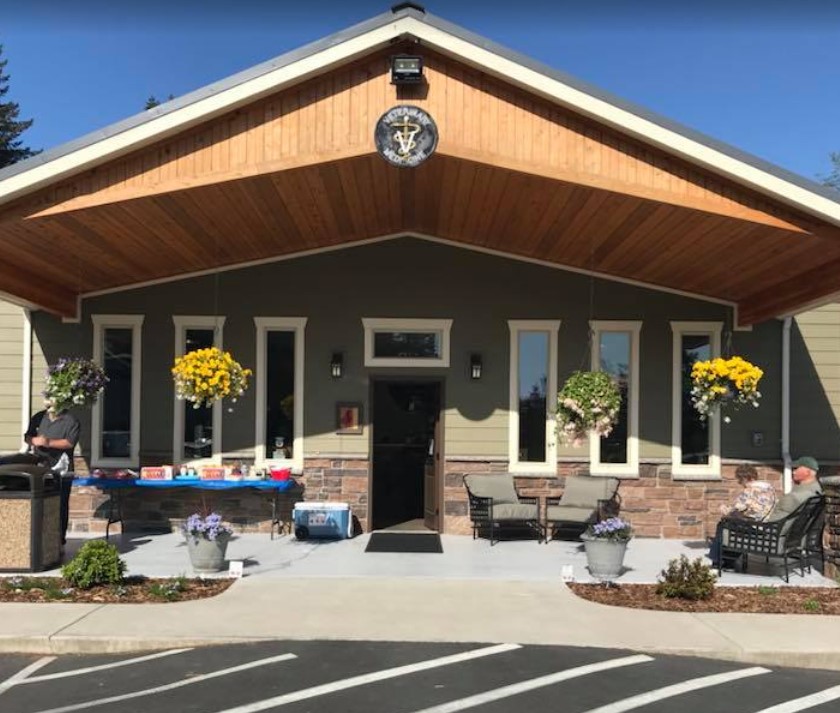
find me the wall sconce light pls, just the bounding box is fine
[391,55,424,85]
[470,353,482,380]
[331,352,344,379]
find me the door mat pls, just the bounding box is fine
[365,532,443,553]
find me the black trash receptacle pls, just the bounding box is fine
[0,465,61,572]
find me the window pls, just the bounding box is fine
[172,316,225,464]
[362,318,452,367]
[671,321,722,478]
[91,315,143,467]
[590,321,641,476]
[508,320,560,474]
[254,318,306,471]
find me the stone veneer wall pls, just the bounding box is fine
[444,459,790,539]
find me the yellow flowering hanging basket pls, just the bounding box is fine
[172,347,252,409]
[690,356,763,422]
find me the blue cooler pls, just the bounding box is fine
[293,502,352,540]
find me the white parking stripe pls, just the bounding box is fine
[752,684,840,713]
[581,666,770,713]
[19,648,193,684]
[406,654,654,713]
[212,643,522,713]
[29,653,298,713]
[0,657,56,696]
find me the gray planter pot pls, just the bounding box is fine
[186,533,231,573]
[580,534,629,582]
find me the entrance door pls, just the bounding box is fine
[371,381,442,531]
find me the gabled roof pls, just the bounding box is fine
[1,3,839,227]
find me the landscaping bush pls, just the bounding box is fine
[655,555,716,601]
[61,540,126,589]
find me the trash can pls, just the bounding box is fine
[0,465,61,572]
[293,502,352,540]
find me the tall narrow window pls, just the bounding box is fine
[172,316,225,464]
[671,322,721,478]
[590,321,641,476]
[91,315,143,467]
[508,320,560,474]
[254,318,306,471]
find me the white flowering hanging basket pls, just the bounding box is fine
[555,371,621,447]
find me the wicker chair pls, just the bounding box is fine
[463,474,543,545]
[718,494,825,582]
[544,476,621,542]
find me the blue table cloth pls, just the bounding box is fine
[73,477,296,492]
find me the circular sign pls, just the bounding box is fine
[374,105,438,168]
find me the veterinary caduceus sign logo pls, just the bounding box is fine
[374,106,438,168]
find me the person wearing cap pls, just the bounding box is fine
[765,456,822,521]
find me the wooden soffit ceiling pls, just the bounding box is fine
[1,45,839,323]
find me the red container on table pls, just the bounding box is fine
[270,467,292,481]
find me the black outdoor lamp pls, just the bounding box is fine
[331,352,344,379]
[391,55,424,85]
[470,353,482,380]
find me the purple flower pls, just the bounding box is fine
[182,512,232,541]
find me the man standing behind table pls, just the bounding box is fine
[24,408,81,548]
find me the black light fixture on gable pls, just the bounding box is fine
[391,55,424,85]
[470,353,483,380]
[331,352,344,379]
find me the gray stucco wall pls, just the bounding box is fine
[30,237,783,465]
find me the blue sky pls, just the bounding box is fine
[3,0,839,184]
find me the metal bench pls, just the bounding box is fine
[463,474,544,545]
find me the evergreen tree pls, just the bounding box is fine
[0,45,38,168]
[822,153,840,192]
[144,93,174,110]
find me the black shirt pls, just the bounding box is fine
[24,410,80,470]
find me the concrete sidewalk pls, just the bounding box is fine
[0,532,838,669]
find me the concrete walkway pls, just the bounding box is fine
[1,532,838,670]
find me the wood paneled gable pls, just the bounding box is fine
[0,44,838,320]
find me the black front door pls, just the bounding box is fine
[371,381,441,531]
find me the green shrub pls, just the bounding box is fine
[61,540,126,589]
[803,598,821,612]
[656,555,716,601]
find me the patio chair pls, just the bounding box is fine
[544,475,620,542]
[463,474,543,545]
[718,494,825,582]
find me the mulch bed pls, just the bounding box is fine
[568,583,840,615]
[0,575,234,603]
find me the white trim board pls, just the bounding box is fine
[362,317,453,368]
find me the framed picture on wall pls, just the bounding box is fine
[336,402,363,435]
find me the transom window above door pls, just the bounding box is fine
[362,318,453,367]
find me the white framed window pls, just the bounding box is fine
[508,320,561,475]
[172,316,225,465]
[91,315,144,467]
[590,321,642,477]
[254,317,307,472]
[362,318,452,368]
[671,321,722,479]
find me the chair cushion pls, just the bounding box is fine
[546,504,598,523]
[465,474,519,504]
[492,503,539,521]
[560,476,618,508]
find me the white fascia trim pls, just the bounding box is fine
[508,320,561,475]
[91,315,144,468]
[362,317,453,368]
[0,24,404,208]
[20,308,32,451]
[253,317,307,471]
[670,321,722,479]
[400,18,840,228]
[589,321,642,477]
[172,316,226,464]
[80,232,736,311]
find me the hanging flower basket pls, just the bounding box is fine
[172,347,252,409]
[44,357,108,414]
[555,370,621,446]
[690,356,763,422]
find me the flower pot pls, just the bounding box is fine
[580,534,629,582]
[186,532,231,573]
